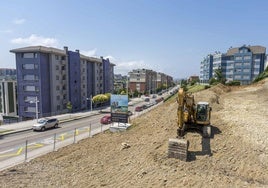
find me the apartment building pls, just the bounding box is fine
[200,45,266,85]
[10,46,114,120]
[0,80,17,116]
[0,68,16,80]
[199,54,213,84]
[128,69,173,94]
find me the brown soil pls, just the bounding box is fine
[1,79,268,188]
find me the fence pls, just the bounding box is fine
[0,122,110,171]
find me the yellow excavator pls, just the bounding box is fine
[168,88,212,161]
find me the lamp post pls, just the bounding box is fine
[87,95,93,111]
[29,96,39,122]
[90,95,93,111]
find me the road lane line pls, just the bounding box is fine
[16,147,23,155]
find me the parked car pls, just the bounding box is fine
[144,97,150,102]
[142,104,148,110]
[135,106,143,112]
[100,115,112,124]
[128,111,133,116]
[33,118,59,131]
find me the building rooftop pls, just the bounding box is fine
[10,46,116,66]
[10,46,66,55]
[226,45,266,56]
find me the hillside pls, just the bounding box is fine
[1,79,268,187]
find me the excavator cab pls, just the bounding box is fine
[196,102,211,123]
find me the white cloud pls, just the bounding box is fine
[11,34,59,47]
[80,48,97,57]
[13,18,26,25]
[106,55,151,75]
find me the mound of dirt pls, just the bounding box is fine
[0,82,268,187]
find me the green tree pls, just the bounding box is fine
[214,68,226,84]
[92,94,109,104]
[66,101,72,112]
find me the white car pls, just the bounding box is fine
[33,118,59,131]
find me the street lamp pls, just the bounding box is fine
[29,96,39,122]
[86,95,93,111]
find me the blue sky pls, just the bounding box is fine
[1,0,268,78]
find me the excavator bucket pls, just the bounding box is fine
[168,138,189,161]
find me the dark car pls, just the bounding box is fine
[100,115,112,124]
[142,104,148,110]
[135,106,143,112]
[128,111,133,116]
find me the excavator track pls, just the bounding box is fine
[168,138,189,161]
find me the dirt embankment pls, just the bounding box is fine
[1,80,268,187]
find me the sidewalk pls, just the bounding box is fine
[0,110,100,137]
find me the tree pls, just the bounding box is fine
[214,68,226,84]
[92,94,109,104]
[66,101,72,113]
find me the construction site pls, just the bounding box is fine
[0,79,268,187]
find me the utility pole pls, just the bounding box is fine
[90,95,93,111]
[30,96,39,122]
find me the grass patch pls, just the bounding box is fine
[187,84,207,93]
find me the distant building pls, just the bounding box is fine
[114,74,127,92]
[0,80,17,116]
[0,68,16,80]
[128,68,173,94]
[200,45,266,85]
[200,54,213,84]
[188,75,199,83]
[10,46,115,120]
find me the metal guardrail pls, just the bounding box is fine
[0,122,110,171]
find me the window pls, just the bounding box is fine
[235,56,242,60]
[23,85,37,92]
[57,105,61,111]
[22,64,38,70]
[25,106,36,112]
[55,55,59,60]
[56,65,59,70]
[22,53,37,58]
[244,56,251,60]
[23,75,38,81]
[235,62,242,66]
[234,75,241,79]
[56,75,59,80]
[244,62,250,66]
[57,95,60,100]
[24,96,37,102]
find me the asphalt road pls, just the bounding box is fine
[0,97,151,150]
